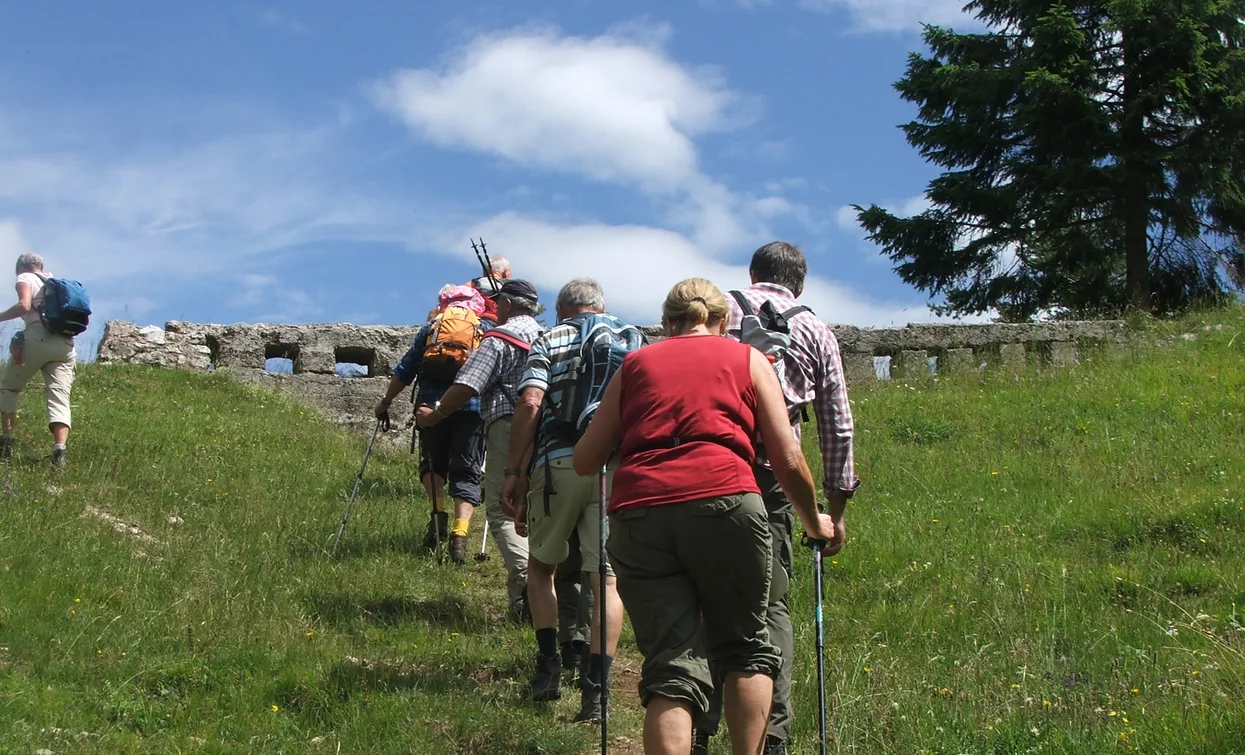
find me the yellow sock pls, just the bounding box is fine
[452,518,470,537]
[432,498,446,513]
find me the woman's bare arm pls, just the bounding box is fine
[0,281,33,323]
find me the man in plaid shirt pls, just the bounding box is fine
[695,241,861,755]
[417,280,543,594]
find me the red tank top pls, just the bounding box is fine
[610,335,761,512]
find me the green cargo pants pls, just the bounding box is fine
[608,492,782,714]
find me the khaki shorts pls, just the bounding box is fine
[527,456,615,574]
[0,322,75,426]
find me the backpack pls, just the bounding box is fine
[421,306,483,380]
[36,275,92,337]
[727,290,811,421]
[545,314,647,445]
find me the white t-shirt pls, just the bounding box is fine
[17,272,46,326]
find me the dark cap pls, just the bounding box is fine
[496,278,539,304]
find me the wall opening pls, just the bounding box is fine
[334,346,375,378]
[265,343,300,375]
[205,334,220,371]
[873,355,892,381]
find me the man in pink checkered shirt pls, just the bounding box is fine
[695,241,860,755]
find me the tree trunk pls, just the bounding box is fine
[1121,30,1153,313]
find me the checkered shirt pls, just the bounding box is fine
[726,282,860,498]
[453,315,544,426]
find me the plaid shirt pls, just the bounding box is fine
[453,315,544,426]
[726,282,860,497]
[392,324,482,414]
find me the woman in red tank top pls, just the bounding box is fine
[574,278,835,755]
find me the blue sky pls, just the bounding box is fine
[0,0,987,335]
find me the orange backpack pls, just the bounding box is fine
[421,306,483,380]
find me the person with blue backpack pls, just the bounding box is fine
[500,278,645,726]
[0,253,91,468]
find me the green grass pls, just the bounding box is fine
[1,309,1243,754]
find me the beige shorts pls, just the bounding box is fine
[527,455,616,574]
[0,322,75,426]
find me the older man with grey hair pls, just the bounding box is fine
[0,253,77,467]
[500,277,634,724]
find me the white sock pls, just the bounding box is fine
[54,443,66,451]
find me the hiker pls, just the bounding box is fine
[500,278,642,723]
[468,255,512,325]
[415,279,543,620]
[376,284,488,565]
[0,253,78,467]
[695,241,860,755]
[572,277,837,755]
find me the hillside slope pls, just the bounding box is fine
[0,308,1242,754]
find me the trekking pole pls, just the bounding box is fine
[806,530,828,755]
[598,464,610,755]
[475,519,490,562]
[470,238,501,293]
[332,414,388,555]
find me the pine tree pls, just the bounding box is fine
[855,0,1245,320]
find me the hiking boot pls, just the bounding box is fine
[528,653,562,701]
[0,436,11,460]
[691,730,712,755]
[51,447,67,469]
[448,534,468,565]
[763,735,788,755]
[572,682,603,724]
[421,512,448,551]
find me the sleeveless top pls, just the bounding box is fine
[17,272,46,327]
[610,335,761,513]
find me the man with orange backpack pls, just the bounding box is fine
[416,278,543,620]
[375,284,488,564]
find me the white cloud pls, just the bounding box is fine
[371,26,804,256]
[452,212,944,327]
[371,27,748,192]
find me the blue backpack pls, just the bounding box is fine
[545,313,647,444]
[37,275,92,337]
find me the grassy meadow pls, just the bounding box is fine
[0,308,1242,753]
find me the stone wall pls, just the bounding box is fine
[96,320,423,442]
[96,317,1128,435]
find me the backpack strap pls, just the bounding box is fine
[728,290,756,317]
[481,328,532,352]
[781,305,812,320]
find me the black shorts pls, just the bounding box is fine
[418,411,486,505]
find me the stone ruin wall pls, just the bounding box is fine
[95,317,1129,438]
